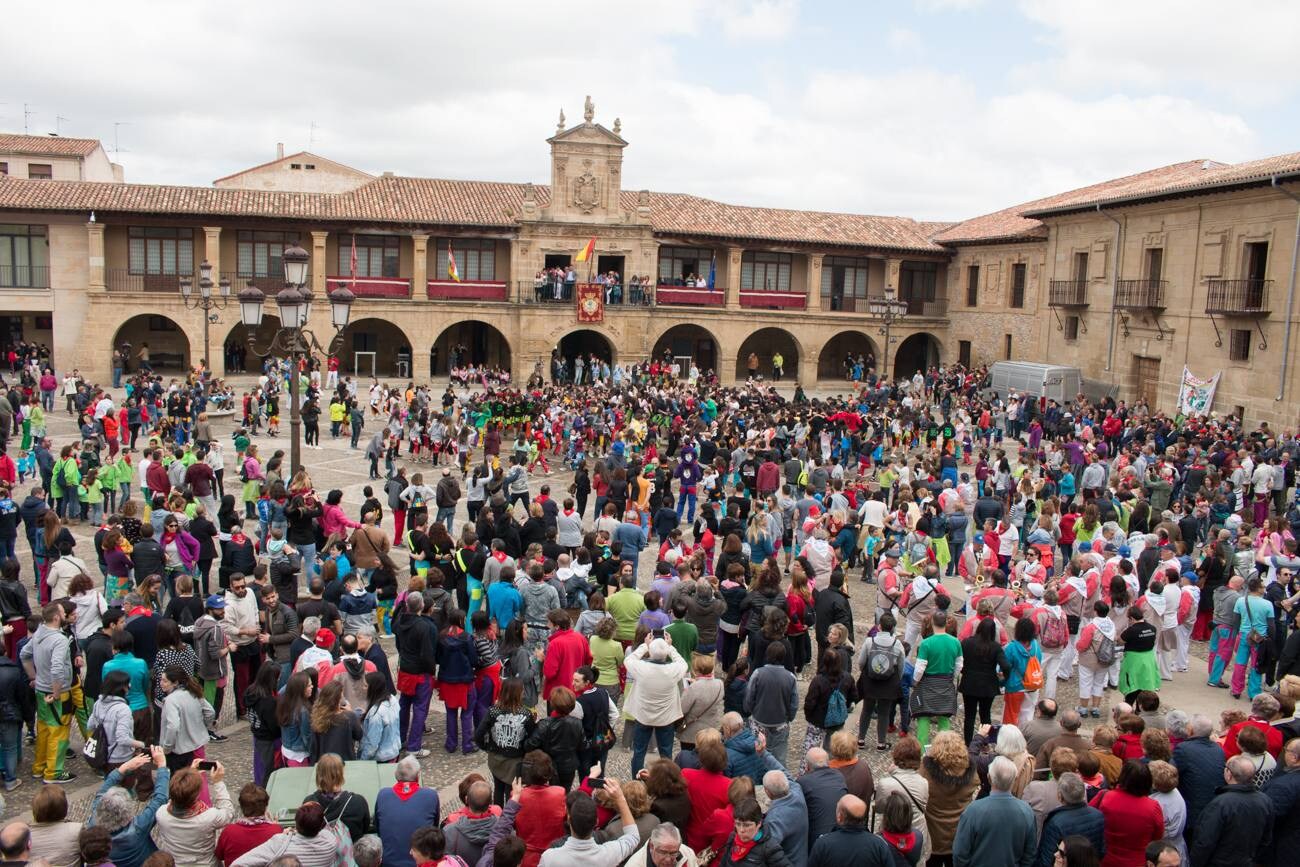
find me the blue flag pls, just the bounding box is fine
[707,253,716,290]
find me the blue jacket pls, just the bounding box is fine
[485,581,522,630]
[764,781,810,867]
[808,824,895,867]
[280,707,312,754]
[360,695,401,762]
[1003,639,1042,694]
[435,628,477,684]
[88,766,171,867]
[953,792,1037,867]
[613,521,648,559]
[1173,735,1227,843]
[725,728,771,783]
[1261,766,1300,865]
[1036,803,1105,867]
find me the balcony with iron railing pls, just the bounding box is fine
[1048,279,1089,307]
[1115,279,1167,310]
[517,280,654,307]
[0,265,49,288]
[106,269,190,293]
[1206,278,1271,316]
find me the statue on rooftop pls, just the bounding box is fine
[556,109,565,134]
[583,95,595,124]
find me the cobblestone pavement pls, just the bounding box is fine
[5,378,1224,823]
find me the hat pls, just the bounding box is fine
[883,546,901,559]
[1027,582,1045,599]
[1103,542,1119,553]
[973,533,984,546]
[315,629,336,649]
[1117,545,1132,558]
[205,594,225,609]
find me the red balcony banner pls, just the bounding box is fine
[576,283,604,322]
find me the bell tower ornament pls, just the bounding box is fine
[583,95,595,124]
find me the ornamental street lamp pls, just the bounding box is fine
[178,260,232,379]
[868,284,910,377]
[238,244,354,475]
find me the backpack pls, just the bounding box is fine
[1094,631,1116,667]
[239,461,249,483]
[1021,654,1044,691]
[866,639,903,681]
[823,685,849,728]
[1039,609,1069,649]
[82,720,109,771]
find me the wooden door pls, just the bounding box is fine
[1134,355,1161,407]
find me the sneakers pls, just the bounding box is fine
[43,772,76,784]
[413,749,431,758]
[857,738,867,748]
[877,743,889,752]
[3,779,19,792]
[1090,709,1101,718]
[208,730,229,743]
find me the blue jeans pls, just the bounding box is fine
[0,720,20,783]
[752,721,790,770]
[631,723,675,775]
[436,507,455,533]
[676,491,697,524]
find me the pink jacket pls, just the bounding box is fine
[319,503,361,538]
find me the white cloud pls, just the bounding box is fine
[887,27,923,53]
[913,0,985,11]
[713,0,800,40]
[1018,0,1300,104]
[0,0,1273,223]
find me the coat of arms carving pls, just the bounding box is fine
[573,161,600,213]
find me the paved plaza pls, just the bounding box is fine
[1,377,1235,823]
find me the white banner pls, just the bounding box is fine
[1176,365,1221,416]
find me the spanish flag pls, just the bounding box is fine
[447,242,461,282]
[576,237,596,263]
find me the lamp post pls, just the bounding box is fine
[238,244,354,475]
[868,284,910,379]
[178,260,231,379]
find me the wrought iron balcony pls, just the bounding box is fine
[1048,279,1088,307]
[1206,278,1271,316]
[1114,279,1166,310]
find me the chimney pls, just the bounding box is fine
[276,142,285,160]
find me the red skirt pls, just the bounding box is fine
[475,661,502,701]
[437,680,471,709]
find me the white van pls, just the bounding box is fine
[986,361,1083,406]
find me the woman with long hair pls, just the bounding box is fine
[244,660,281,786]
[919,730,979,867]
[801,648,858,763]
[309,679,362,762]
[153,617,197,739]
[473,678,537,807]
[959,616,1009,743]
[157,665,215,771]
[499,619,542,709]
[359,670,400,763]
[436,608,478,754]
[785,563,815,674]
[276,671,315,767]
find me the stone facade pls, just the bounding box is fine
[2,117,1299,427]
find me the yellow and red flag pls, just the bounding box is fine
[576,237,596,263]
[447,242,461,282]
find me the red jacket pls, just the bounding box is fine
[682,767,732,851]
[1091,788,1164,867]
[1224,718,1284,759]
[516,784,567,867]
[541,627,591,700]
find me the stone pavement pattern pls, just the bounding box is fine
[4,379,1230,823]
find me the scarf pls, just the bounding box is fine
[882,830,916,855]
[392,781,421,801]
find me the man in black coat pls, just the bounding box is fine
[393,593,438,758]
[1173,714,1227,845]
[813,569,854,663]
[808,793,893,867]
[1190,755,1273,867]
[1261,739,1300,867]
[798,748,849,850]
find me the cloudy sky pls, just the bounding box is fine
[5,0,1299,220]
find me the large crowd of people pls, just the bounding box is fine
[0,350,1295,867]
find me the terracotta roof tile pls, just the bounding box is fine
[934,160,1220,245]
[0,134,103,158]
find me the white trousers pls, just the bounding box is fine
[1175,622,1193,671]
[1079,664,1108,699]
[1058,633,1079,678]
[1040,648,1065,700]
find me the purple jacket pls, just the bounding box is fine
[161,530,201,570]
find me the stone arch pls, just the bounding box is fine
[112,314,190,374]
[338,317,414,380]
[893,331,943,379]
[431,319,513,376]
[817,330,880,380]
[651,323,723,376]
[222,315,282,374]
[554,327,616,382]
[734,326,802,383]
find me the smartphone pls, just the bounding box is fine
[652,628,665,639]
[196,760,218,772]
[588,776,606,788]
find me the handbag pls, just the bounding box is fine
[1246,598,1268,645]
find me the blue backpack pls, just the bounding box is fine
[824,686,848,728]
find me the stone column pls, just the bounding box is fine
[411,233,429,300]
[885,257,902,293]
[87,222,105,292]
[726,247,743,310]
[806,253,823,311]
[310,231,329,296]
[202,226,221,278]
[797,356,818,388]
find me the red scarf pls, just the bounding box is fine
[729,838,758,862]
[392,781,421,801]
[882,830,916,854]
